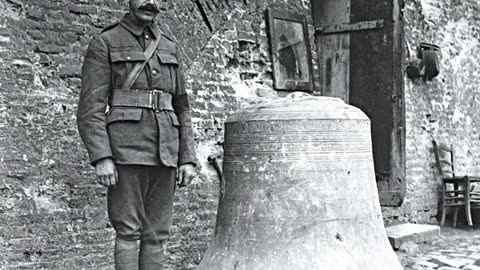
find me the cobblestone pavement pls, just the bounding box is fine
[396,225,480,270]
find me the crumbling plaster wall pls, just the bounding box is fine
[0,0,314,269]
[383,0,480,224]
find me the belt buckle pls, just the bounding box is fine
[151,89,163,112]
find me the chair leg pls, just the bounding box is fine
[440,180,447,226]
[466,202,473,226]
[453,207,459,227]
[466,206,473,226]
[465,177,473,226]
[441,205,447,226]
[453,207,460,227]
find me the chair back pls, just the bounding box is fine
[432,140,455,178]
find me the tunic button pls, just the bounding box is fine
[126,56,131,60]
[152,69,158,75]
[145,34,150,40]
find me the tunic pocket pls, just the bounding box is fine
[110,51,146,63]
[157,53,178,65]
[106,108,143,124]
[150,53,179,92]
[109,51,146,85]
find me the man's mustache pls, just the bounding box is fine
[138,4,159,13]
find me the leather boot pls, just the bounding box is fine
[139,241,166,270]
[114,238,139,270]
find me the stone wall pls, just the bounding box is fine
[0,0,314,269]
[382,0,480,224]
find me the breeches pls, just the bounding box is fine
[108,164,176,243]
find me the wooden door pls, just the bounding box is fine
[312,0,405,206]
[314,0,350,102]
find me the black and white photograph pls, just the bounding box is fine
[1,0,480,269]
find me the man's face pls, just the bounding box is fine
[130,0,162,23]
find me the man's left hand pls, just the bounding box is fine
[177,163,196,187]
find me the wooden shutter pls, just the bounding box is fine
[312,0,405,206]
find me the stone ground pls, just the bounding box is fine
[396,224,480,270]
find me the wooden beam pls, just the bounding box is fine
[316,19,384,35]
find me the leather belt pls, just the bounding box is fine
[109,89,173,111]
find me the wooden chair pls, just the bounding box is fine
[433,140,480,226]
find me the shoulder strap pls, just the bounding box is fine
[121,33,162,90]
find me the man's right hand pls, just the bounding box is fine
[95,158,118,187]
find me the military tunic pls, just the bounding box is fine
[77,13,197,168]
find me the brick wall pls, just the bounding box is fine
[0,0,314,269]
[382,0,480,224]
[4,0,478,268]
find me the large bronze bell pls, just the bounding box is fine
[197,96,403,270]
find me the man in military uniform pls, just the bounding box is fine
[77,0,197,269]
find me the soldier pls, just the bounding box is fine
[77,0,197,269]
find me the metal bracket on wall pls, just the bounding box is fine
[316,19,384,35]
